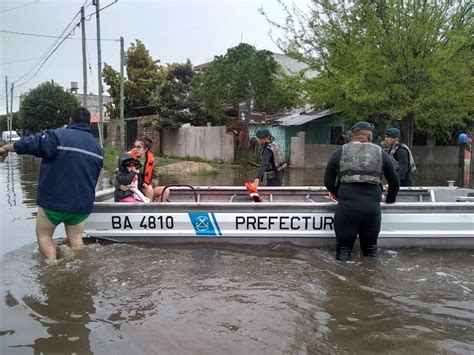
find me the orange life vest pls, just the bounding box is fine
[129,149,155,185]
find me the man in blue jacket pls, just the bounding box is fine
[0,107,103,260]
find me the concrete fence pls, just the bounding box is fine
[291,132,462,168]
[107,118,461,168]
[162,126,234,162]
[106,119,234,162]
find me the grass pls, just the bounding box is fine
[103,148,226,174]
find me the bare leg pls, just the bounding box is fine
[36,207,58,258]
[153,186,169,202]
[64,220,86,251]
[142,185,154,200]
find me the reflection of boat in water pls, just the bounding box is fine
[84,186,474,249]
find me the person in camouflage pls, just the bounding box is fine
[252,129,287,188]
[384,128,416,186]
[324,121,400,261]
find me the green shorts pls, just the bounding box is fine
[42,208,89,226]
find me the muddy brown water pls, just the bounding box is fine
[1,155,473,354]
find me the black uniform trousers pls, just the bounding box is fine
[334,203,381,259]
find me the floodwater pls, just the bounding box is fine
[1,154,473,354]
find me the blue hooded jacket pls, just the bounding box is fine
[14,123,103,214]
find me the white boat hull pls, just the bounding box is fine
[84,186,474,249]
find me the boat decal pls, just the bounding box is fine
[188,212,217,236]
[210,213,222,236]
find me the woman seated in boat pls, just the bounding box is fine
[129,136,170,202]
[114,153,152,203]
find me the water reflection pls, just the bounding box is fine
[22,252,95,354]
[5,154,19,208]
[1,154,473,353]
[1,243,473,354]
[18,156,41,206]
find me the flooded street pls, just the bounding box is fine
[1,154,473,354]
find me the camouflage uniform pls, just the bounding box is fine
[256,141,287,186]
[388,143,416,186]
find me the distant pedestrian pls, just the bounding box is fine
[384,128,416,186]
[251,129,287,188]
[0,107,103,260]
[324,121,400,261]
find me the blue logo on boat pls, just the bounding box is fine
[188,212,222,236]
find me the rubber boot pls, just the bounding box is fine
[336,246,352,261]
[362,245,378,257]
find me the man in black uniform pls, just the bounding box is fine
[252,129,287,188]
[324,121,400,261]
[384,127,416,186]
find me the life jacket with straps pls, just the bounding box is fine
[389,143,416,172]
[339,142,383,184]
[262,141,287,172]
[130,149,155,185]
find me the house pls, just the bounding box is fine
[248,109,345,159]
[74,93,111,140]
[194,52,318,79]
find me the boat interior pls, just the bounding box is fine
[95,185,474,204]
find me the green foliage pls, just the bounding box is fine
[148,60,215,129]
[103,147,122,172]
[192,43,301,117]
[19,81,79,133]
[0,112,20,132]
[103,40,165,119]
[269,0,473,142]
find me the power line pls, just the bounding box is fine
[12,10,82,88]
[15,25,80,88]
[0,57,40,66]
[6,1,119,92]
[86,0,118,20]
[0,1,38,14]
[0,29,118,41]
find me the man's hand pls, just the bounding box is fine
[0,144,14,161]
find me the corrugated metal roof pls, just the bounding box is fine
[274,109,334,126]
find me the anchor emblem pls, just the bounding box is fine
[195,216,210,231]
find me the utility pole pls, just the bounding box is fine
[119,36,125,150]
[95,0,104,148]
[10,83,15,141]
[5,76,9,134]
[81,6,88,107]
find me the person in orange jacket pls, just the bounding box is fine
[117,136,170,202]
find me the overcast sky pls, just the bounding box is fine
[0,0,311,115]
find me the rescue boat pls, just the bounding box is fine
[84,186,474,248]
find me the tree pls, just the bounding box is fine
[192,43,301,117]
[103,40,165,119]
[19,81,79,133]
[148,60,214,129]
[265,0,473,145]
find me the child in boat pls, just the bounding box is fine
[114,153,152,202]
